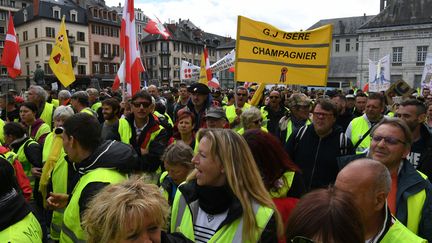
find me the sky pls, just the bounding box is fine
[105,0,380,38]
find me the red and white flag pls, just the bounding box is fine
[112,0,145,96]
[0,12,21,78]
[143,17,171,40]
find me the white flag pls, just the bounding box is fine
[210,49,235,73]
[180,61,200,81]
[369,54,391,92]
[421,53,432,91]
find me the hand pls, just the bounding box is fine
[31,167,42,178]
[47,192,69,210]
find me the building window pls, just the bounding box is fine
[53,9,60,19]
[0,12,6,21]
[93,63,99,73]
[23,31,28,41]
[94,42,99,55]
[44,64,53,74]
[113,45,119,56]
[104,63,109,73]
[80,47,85,58]
[10,0,15,7]
[355,38,359,51]
[369,48,380,62]
[101,43,110,55]
[113,64,118,73]
[162,70,168,79]
[77,32,85,41]
[46,44,52,55]
[35,44,39,56]
[417,46,428,63]
[26,64,30,75]
[0,27,4,34]
[46,27,55,38]
[162,56,168,66]
[112,13,117,21]
[22,2,27,8]
[345,39,350,52]
[70,10,77,22]
[392,47,403,65]
[93,9,98,18]
[335,39,340,52]
[34,28,38,38]
[25,46,28,58]
[23,10,27,22]
[138,24,142,34]
[78,65,86,75]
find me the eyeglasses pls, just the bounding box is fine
[291,236,314,243]
[312,111,333,118]
[132,101,151,108]
[236,93,248,97]
[269,96,280,99]
[372,135,405,145]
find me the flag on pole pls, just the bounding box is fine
[0,12,21,78]
[49,16,75,87]
[143,17,171,40]
[198,47,212,85]
[113,0,145,96]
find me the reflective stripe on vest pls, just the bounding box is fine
[269,171,295,198]
[60,168,126,243]
[406,171,428,235]
[171,189,274,242]
[350,116,371,154]
[40,102,54,130]
[380,217,427,243]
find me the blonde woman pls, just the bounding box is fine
[82,178,192,243]
[170,129,282,242]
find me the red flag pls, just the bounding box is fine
[143,17,171,40]
[203,47,212,81]
[115,0,145,96]
[0,12,21,78]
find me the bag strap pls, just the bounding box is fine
[352,125,374,151]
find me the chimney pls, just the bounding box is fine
[33,0,39,16]
[118,2,121,7]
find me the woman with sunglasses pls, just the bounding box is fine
[238,106,268,135]
[168,110,196,149]
[170,129,283,242]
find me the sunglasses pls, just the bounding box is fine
[132,101,152,108]
[236,93,248,97]
[372,135,405,145]
[269,96,280,99]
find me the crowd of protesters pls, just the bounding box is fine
[0,82,431,243]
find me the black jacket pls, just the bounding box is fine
[177,180,278,242]
[125,113,168,172]
[285,124,354,191]
[66,140,139,216]
[417,124,432,180]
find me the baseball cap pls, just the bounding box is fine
[205,107,227,120]
[187,83,210,95]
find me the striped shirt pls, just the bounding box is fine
[194,207,228,242]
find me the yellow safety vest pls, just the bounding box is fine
[80,107,97,118]
[40,102,54,130]
[117,118,162,149]
[380,217,427,243]
[237,127,268,135]
[90,102,102,113]
[350,116,371,154]
[0,118,4,144]
[29,123,50,144]
[0,212,43,242]
[60,168,126,243]
[285,119,311,142]
[225,103,252,131]
[170,188,274,242]
[16,138,39,187]
[405,171,428,235]
[159,171,170,202]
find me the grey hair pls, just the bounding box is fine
[53,105,75,121]
[370,117,413,147]
[29,85,48,102]
[241,107,262,129]
[86,88,99,96]
[58,90,71,100]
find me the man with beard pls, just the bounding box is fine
[101,98,121,141]
[396,99,432,178]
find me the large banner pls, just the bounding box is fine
[211,49,235,73]
[235,16,332,85]
[421,53,432,90]
[180,61,200,81]
[368,54,391,92]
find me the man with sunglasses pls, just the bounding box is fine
[340,118,432,241]
[396,99,432,179]
[278,93,312,144]
[117,91,168,175]
[261,90,288,136]
[225,86,252,131]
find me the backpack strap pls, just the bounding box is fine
[294,125,308,153]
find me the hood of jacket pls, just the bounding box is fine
[70,140,139,175]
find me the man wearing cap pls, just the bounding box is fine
[71,91,98,118]
[181,83,214,131]
[345,94,355,114]
[261,90,288,136]
[205,107,228,129]
[225,86,251,131]
[278,93,312,144]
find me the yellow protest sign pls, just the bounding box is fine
[235,16,332,86]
